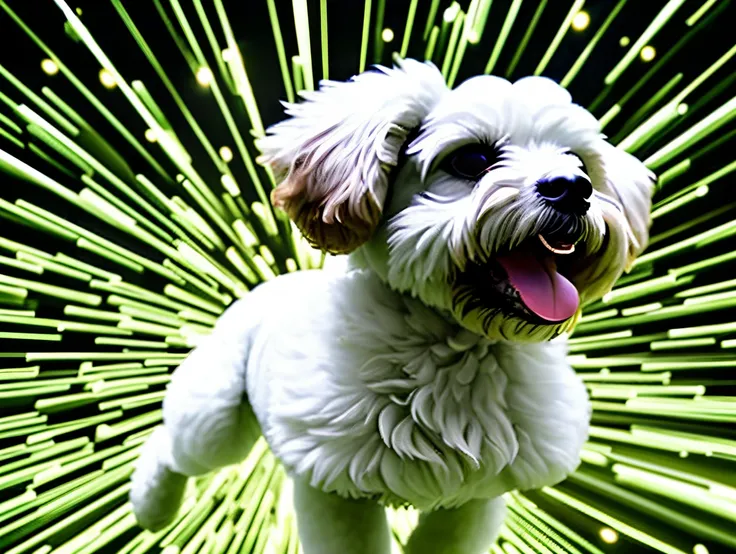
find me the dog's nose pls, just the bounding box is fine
[536,175,592,215]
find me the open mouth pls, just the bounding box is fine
[453,232,584,325]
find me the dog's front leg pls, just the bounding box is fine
[130,299,262,531]
[292,477,393,554]
[404,497,506,554]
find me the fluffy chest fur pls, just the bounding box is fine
[245,269,590,510]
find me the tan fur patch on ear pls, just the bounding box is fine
[272,176,381,255]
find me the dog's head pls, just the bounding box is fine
[257,60,656,342]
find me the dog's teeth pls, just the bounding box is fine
[538,234,575,255]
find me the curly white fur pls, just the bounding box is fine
[130,59,654,554]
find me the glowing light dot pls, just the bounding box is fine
[677,103,689,115]
[443,4,460,22]
[620,36,630,47]
[694,544,710,554]
[196,67,214,87]
[599,528,619,544]
[468,30,480,44]
[41,59,59,76]
[75,7,82,15]
[144,129,157,143]
[381,28,394,43]
[679,451,689,458]
[696,185,708,196]
[99,69,116,89]
[219,146,234,162]
[571,11,590,31]
[640,45,656,62]
[222,48,234,62]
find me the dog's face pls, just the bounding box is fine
[257,60,655,342]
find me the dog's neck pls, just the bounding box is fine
[344,248,463,331]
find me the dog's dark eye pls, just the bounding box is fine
[444,144,498,180]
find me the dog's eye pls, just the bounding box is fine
[445,144,498,180]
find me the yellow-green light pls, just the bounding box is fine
[640,45,657,62]
[571,11,590,31]
[41,58,59,75]
[98,68,116,89]
[196,66,214,86]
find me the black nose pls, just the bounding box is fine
[536,175,592,215]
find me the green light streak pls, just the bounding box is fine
[484,0,522,75]
[320,0,329,79]
[377,1,390,68]
[634,214,736,268]
[613,73,684,143]
[603,274,691,304]
[359,0,373,72]
[292,56,304,94]
[266,0,296,103]
[448,0,480,87]
[534,0,586,76]
[441,12,465,81]
[424,26,440,61]
[542,486,688,554]
[0,1,171,183]
[567,470,736,549]
[400,0,420,59]
[423,0,442,40]
[505,0,546,78]
[651,185,708,219]
[604,0,688,85]
[644,96,736,170]
[686,0,719,26]
[561,0,627,88]
[0,64,78,138]
[292,0,315,91]
[165,1,270,210]
[650,337,716,351]
[210,2,266,137]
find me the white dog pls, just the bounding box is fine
[130,59,655,554]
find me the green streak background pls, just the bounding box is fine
[0,1,734,553]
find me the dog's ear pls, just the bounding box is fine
[594,144,657,270]
[256,59,447,254]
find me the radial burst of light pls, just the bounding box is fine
[0,1,733,553]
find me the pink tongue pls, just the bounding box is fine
[497,251,579,323]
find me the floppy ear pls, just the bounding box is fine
[592,143,657,270]
[256,59,448,254]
